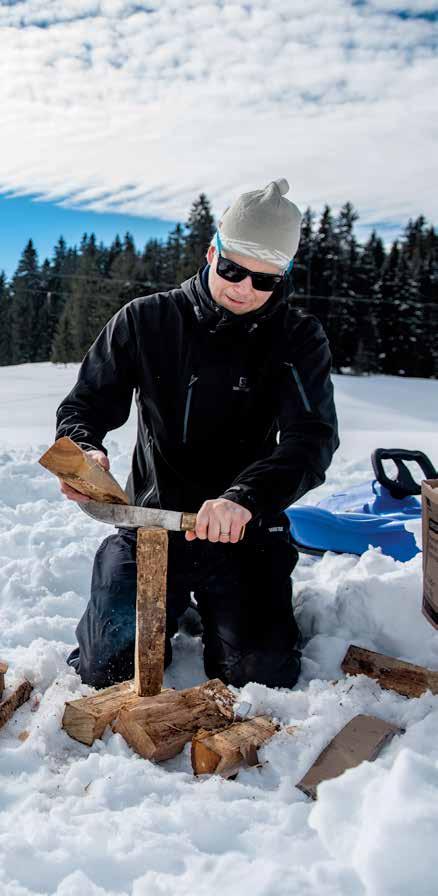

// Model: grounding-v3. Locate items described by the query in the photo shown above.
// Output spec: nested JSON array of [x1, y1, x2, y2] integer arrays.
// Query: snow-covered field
[[0, 362, 437, 896]]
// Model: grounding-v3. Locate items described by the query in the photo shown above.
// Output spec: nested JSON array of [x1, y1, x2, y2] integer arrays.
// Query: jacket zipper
[[282, 362, 312, 413], [183, 375, 198, 444], [137, 437, 155, 505]]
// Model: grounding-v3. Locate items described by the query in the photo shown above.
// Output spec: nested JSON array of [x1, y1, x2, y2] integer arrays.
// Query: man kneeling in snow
[[56, 178, 339, 690]]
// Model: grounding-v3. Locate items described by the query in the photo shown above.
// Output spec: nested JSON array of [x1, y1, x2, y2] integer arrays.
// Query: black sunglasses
[[216, 253, 285, 292]]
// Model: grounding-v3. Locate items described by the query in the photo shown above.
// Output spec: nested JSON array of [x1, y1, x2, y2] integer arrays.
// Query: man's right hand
[[59, 449, 110, 503]]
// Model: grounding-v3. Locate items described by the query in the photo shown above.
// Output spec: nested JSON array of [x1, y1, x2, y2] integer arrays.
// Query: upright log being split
[[135, 528, 168, 697]]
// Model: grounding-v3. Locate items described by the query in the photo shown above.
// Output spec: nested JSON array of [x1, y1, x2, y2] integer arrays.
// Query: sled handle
[[371, 448, 437, 499]]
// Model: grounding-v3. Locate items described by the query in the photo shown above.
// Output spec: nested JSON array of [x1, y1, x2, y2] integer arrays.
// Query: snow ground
[[0, 362, 437, 896]]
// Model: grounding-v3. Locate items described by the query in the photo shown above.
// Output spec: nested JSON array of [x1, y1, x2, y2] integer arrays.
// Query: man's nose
[[234, 275, 253, 294]]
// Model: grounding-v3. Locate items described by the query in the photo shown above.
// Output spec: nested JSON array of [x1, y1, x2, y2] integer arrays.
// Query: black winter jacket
[[56, 269, 340, 518]]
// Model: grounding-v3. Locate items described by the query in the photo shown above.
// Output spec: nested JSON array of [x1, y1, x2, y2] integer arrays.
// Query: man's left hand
[[185, 498, 252, 544]]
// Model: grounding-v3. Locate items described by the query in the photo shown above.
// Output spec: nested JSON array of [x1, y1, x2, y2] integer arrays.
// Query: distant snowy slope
[[0, 362, 437, 896], [0, 362, 437, 461]]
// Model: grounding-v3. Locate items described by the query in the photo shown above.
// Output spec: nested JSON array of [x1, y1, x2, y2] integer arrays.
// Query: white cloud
[[0, 0, 436, 231]]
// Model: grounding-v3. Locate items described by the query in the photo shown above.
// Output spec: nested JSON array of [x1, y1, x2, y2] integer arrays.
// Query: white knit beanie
[[216, 178, 302, 269]]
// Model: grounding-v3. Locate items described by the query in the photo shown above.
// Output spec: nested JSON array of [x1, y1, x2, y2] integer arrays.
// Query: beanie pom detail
[[273, 178, 289, 196]]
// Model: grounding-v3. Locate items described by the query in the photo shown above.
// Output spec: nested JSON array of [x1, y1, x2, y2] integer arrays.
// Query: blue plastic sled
[[286, 449, 436, 563]]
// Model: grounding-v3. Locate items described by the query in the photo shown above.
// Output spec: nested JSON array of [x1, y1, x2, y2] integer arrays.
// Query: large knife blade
[[80, 501, 197, 531]]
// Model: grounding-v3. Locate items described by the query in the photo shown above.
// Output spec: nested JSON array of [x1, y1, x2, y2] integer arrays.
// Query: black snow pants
[[67, 513, 301, 690]]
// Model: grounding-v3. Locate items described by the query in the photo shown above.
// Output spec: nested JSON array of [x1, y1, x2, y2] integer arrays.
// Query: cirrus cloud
[[0, 0, 437, 234]]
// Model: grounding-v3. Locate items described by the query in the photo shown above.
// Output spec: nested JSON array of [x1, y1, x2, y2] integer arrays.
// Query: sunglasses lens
[[217, 256, 245, 282], [217, 254, 283, 291], [252, 274, 281, 291]]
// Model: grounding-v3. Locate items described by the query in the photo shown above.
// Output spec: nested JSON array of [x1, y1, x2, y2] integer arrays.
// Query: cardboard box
[[422, 479, 438, 629]]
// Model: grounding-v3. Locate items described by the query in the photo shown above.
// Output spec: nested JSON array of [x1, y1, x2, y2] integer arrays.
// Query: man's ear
[[206, 244, 216, 265]]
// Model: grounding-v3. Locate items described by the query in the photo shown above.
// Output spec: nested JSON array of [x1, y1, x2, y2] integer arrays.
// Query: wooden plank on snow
[[296, 713, 402, 800]]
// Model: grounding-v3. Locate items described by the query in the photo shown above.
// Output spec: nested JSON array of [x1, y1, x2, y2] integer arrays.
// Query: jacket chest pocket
[[182, 367, 255, 447]]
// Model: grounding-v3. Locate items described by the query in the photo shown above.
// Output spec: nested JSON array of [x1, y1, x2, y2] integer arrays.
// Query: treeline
[[0, 193, 437, 378]]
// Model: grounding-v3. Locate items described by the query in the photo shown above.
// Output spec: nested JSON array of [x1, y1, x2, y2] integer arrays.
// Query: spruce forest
[[1, 194, 437, 377]]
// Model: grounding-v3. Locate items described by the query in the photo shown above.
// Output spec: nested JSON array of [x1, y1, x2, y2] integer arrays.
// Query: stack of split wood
[[63, 639, 438, 793], [0, 661, 32, 733]]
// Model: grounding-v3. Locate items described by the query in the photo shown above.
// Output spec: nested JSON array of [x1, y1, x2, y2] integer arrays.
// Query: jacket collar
[[181, 265, 288, 335]]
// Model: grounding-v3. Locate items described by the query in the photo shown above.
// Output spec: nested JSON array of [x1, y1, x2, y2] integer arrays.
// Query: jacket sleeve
[[220, 319, 340, 517], [55, 303, 138, 455]]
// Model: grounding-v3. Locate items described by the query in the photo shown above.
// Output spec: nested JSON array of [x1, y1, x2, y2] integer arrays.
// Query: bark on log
[[113, 679, 235, 761], [297, 714, 402, 800], [341, 644, 438, 698], [191, 716, 279, 777], [0, 680, 32, 731], [0, 661, 8, 700], [135, 528, 167, 697], [38, 437, 128, 504], [62, 680, 138, 745]]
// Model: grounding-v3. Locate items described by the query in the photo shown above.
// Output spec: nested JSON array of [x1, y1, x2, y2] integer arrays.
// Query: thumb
[[97, 453, 110, 471], [87, 450, 110, 471]]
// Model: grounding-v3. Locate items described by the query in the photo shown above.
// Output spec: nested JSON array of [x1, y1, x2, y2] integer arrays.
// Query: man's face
[[206, 245, 283, 316]]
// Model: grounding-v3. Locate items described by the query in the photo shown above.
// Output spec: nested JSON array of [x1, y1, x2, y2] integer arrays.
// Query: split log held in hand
[[38, 437, 128, 504]]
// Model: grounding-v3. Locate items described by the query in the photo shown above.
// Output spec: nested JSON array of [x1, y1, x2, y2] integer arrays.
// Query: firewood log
[[38, 437, 128, 504], [191, 716, 279, 776], [0, 661, 8, 699], [135, 528, 167, 697], [62, 680, 138, 745], [341, 644, 438, 698], [297, 714, 402, 800], [0, 681, 32, 730], [113, 679, 235, 761]]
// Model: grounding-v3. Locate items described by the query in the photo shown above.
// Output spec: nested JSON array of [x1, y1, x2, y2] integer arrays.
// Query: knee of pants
[[204, 645, 301, 690]]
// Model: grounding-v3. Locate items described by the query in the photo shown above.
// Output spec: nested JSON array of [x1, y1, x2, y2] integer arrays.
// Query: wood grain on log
[[297, 714, 402, 800], [135, 528, 167, 697], [113, 679, 235, 761], [341, 644, 438, 698], [38, 437, 128, 504], [0, 680, 32, 731], [0, 661, 8, 699], [62, 680, 138, 745], [191, 716, 279, 777]]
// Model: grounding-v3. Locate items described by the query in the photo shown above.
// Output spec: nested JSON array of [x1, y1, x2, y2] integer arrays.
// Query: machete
[[80, 501, 246, 539], [80, 501, 197, 531]]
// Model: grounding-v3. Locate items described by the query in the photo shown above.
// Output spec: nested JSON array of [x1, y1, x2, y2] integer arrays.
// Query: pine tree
[[162, 224, 185, 286], [142, 238, 166, 289], [9, 240, 43, 364], [0, 272, 11, 366], [51, 306, 76, 364], [293, 207, 315, 299], [180, 193, 215, 279]]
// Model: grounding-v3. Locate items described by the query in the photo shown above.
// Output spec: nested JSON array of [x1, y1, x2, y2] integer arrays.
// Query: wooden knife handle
[[181, 513, 245, 540], [181, 512, 197, 531]]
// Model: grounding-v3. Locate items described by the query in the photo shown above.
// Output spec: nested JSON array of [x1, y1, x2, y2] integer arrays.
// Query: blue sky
[[0, 194, 175, 279], [0, 0, 436, 280]]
